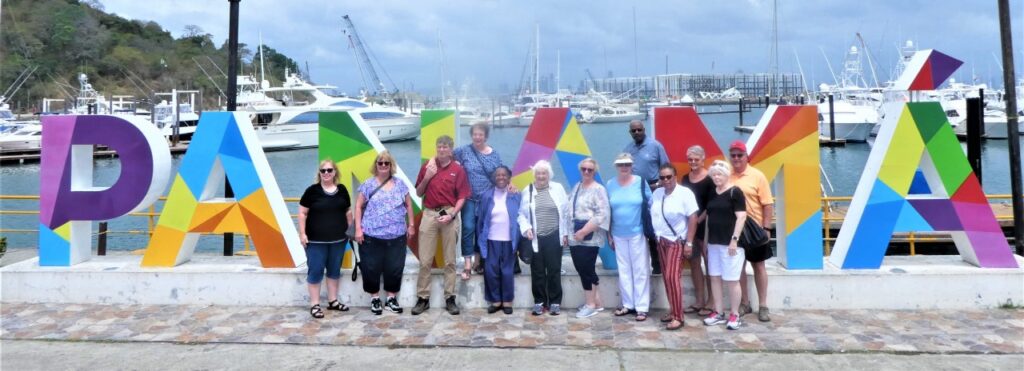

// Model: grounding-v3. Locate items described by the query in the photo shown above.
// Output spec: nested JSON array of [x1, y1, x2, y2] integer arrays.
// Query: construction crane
[[584, 69, 599, 91], [342, 15, 389, 98]]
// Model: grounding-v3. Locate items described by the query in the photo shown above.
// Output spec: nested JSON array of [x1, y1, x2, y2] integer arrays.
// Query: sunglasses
[[319, 168, 335, 174], [629, 128, 644, 133], [615, 163, 632, 167], [659, 175, 674, 181], [729, 153, 746, 158], [377, 161, 391, 167], [580, 167, 595, 173]]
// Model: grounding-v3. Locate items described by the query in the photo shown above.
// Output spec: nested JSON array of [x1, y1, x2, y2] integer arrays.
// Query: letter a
[[831, 102, 1017, 269], [142, 112, 304, 267]]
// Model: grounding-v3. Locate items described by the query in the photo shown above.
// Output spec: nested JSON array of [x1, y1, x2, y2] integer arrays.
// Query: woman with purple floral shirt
[[354, 150, 416, 315]]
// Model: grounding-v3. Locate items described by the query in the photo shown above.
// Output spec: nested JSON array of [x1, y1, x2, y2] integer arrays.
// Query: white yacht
[[0, 123, 42, 153], [240, 72, 419, 150], [583, 105, 645, 123], [816, 46, 881, 142]]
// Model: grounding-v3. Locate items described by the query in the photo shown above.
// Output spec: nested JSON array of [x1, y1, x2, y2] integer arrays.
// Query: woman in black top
[[679, 145, 715, 316], [701, 160, 748, 330], [298, 159, 352, 318]]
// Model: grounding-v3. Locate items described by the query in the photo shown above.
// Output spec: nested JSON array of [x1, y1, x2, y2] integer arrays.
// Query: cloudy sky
[[100, 0, 1023, 96]]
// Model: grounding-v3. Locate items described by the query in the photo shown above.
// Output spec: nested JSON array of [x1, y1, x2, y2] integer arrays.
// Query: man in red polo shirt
[[412, 135, 471, 315]]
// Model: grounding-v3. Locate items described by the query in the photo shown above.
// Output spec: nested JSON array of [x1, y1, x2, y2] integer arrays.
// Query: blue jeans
[[461, 199, 478, 257], [306, 241, 344, 284]]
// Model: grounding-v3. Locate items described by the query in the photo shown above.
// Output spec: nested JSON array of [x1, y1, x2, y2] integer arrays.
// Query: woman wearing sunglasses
[[298, 158, 353, 318], [650, 163, 699, 330], [566, 158, 611, 318], [354, 150, 416, 315]]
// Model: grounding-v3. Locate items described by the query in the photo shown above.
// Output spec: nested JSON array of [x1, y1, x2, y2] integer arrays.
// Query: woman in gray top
[[566, 157, 611, 318]]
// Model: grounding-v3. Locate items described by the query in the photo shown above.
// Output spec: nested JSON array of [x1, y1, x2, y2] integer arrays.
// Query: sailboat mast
[[534, 24, 540, 94], [556, 50, 561, 92], [259, 32, 267, 85]]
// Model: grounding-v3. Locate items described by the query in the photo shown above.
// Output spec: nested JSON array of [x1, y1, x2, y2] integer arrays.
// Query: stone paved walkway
[[2, 303, 1022, 354]]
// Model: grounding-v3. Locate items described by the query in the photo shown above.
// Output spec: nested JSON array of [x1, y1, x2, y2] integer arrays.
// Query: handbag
[[348, 239, 361, 282], [571, 185, 595, 241], [639, 179, 656, 241], [517, 184, 535, 264], [732, 188, 770, 248]]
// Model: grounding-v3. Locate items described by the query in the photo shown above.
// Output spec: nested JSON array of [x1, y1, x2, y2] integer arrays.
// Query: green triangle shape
[[908, 102, 948, 143], [925, 122, 972, 193], [319, 112, 373, 161]]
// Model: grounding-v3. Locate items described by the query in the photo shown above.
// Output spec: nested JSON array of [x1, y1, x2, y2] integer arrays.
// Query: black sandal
[[327, 299, 349, 311], [310, 304, 324, 318]]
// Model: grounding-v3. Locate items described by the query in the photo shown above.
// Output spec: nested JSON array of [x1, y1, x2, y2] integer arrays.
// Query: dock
[[0, 143, 190, 165]]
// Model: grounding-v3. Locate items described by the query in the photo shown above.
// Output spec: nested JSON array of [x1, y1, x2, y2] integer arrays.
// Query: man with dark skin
[[623, 119, 670, 274]]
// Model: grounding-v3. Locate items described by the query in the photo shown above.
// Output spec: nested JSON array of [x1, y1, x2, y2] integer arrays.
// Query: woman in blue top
[[476, 166, 521, 314], [607, 153, 653, 321], [453, 123, 505, 277]]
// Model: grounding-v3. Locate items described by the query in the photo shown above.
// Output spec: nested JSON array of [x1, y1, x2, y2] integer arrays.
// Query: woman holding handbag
[[354, 151, 415, 315], [518, 160, 570, 316], [649, 163, 699, 330], [566, 158, 611, 319], [702, 160, 748, 331], [606, 153, 654, 322]]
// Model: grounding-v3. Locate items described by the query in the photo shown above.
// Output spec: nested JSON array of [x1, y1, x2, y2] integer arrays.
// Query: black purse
[[572, 185, 594, 241], [517, 184, 535, 264], [639, 180, 656, 241], [732, 188, 769, 248]]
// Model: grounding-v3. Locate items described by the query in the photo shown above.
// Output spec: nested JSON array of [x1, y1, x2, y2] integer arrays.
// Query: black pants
[[648, 236, 661, 273], [570, 245, 600, 290], [360, 235, 407, 294], [531, 233, 563, 306]]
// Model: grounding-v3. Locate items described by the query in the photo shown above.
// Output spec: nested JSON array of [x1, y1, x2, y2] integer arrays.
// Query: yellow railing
[[1, 194, 1018, 255]]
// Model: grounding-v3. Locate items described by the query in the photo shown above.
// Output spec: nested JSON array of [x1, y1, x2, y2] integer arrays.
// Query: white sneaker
[[703, 312, 726, 326], [575, 305, 599, 318], [726, 313, 741, 330]]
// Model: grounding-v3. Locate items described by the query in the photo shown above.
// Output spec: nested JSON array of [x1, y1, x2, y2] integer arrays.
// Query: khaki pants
[[416, 207, 460, 298]]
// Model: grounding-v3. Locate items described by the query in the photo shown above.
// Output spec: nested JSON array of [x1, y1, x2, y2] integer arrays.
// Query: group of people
[[299, 120, 776, 331]]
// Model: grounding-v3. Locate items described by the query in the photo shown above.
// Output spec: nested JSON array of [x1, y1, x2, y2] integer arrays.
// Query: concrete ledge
[[1, 254, 1021, 309]]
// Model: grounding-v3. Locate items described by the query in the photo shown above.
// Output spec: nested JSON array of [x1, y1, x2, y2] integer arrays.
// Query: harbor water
[[1, 107, 1021, 251]]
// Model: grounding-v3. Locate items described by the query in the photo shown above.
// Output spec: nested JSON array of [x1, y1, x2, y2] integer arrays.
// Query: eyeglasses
[[580, 167, 595, 173], [319, 168, 335, 174], [659, 175, 674, 181], [377, 161, 391, 167], [629, 128, 644, 133], [729, 153, 745, 159]]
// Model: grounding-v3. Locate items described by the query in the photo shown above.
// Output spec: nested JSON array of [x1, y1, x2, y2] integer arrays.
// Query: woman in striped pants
[[649, 164, 700, 330]]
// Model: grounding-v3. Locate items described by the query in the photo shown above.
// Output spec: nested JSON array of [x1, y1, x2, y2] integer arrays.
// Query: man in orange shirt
[[728, 140, 774, 322]]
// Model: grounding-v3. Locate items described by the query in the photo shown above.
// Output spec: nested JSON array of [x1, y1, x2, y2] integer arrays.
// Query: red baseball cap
[[729, 140, 747, 153]]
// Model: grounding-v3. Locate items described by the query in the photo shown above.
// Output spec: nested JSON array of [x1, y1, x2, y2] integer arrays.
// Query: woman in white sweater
[[518, 160, 571, 316]]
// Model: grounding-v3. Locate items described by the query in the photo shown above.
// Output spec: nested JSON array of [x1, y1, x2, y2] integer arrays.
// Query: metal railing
[[1, 194, 1018, 255]]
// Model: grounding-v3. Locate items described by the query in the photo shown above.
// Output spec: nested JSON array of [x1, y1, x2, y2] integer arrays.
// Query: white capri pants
[[707, 243, 745, 282]]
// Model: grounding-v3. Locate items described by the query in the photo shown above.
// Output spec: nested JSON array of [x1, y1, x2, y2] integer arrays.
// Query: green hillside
[[0, 0, 300, 112]]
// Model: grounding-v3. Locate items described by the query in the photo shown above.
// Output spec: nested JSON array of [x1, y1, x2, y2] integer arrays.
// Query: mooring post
[[828, 94, 836, 142]]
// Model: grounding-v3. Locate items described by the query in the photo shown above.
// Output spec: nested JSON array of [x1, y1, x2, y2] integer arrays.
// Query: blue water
[[2, 107, 1020, 250]]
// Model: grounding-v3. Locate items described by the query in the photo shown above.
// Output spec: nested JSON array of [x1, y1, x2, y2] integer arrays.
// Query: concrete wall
[[1, 254, 1021, 309]]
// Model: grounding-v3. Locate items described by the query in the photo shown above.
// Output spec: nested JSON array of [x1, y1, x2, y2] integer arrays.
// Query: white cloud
[[95, 0, 1021, 94]]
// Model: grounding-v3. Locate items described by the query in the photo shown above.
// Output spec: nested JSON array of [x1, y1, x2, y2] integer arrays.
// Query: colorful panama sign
[[35, 50, 1018, 269]]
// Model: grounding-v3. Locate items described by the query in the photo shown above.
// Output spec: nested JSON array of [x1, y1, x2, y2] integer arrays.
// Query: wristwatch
[[731, 235, 739, 241], [685, 241, 693, 248]]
